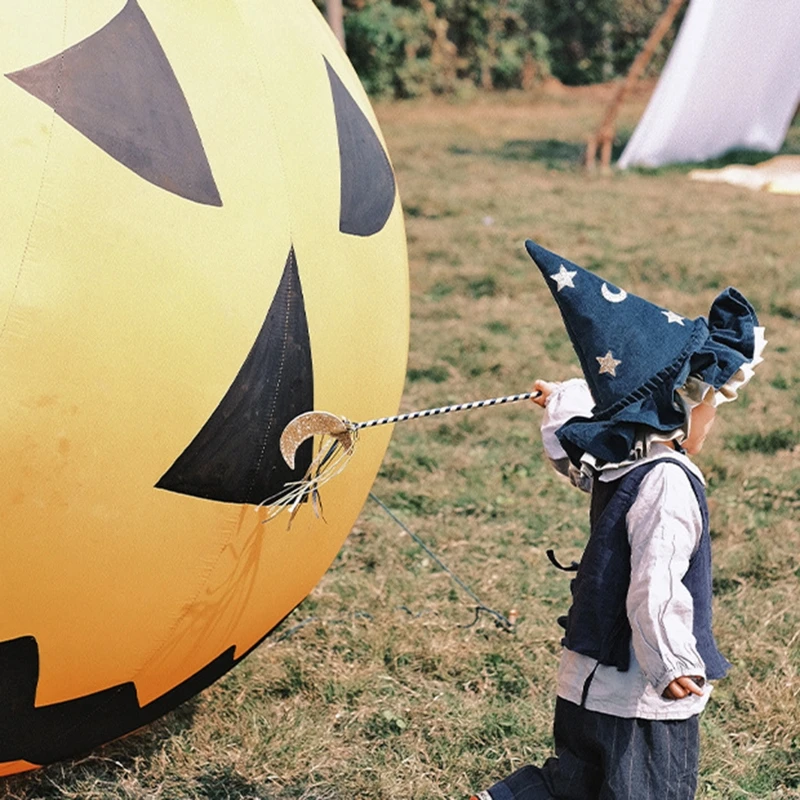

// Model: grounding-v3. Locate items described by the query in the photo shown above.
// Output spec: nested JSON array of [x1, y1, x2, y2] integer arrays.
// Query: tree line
[[317, 0, 681, 97]]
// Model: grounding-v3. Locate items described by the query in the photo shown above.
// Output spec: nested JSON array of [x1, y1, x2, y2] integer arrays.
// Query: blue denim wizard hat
[[525, 240, 760, 466]]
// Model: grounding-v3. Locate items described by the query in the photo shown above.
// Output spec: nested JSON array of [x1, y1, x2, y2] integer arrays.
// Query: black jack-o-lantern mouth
[[1, 0, 406, 774]]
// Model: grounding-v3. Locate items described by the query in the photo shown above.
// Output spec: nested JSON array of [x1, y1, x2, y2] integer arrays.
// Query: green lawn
[[6, 88, 799, 800]]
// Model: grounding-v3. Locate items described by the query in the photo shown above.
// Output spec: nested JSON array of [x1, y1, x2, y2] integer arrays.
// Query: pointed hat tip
[[524, 238, 541, 260], [524, 239, 567, 281], [524, 238, 557, 263]]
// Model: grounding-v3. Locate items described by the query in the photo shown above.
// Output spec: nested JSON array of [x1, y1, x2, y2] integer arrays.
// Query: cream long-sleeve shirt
[[541, 379, 713, 720]]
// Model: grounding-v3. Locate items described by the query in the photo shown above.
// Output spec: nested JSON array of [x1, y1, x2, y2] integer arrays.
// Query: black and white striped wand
[[354, 390, 541, 430]]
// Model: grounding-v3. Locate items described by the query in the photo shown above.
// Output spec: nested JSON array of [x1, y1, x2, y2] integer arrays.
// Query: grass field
[[5, 86, 799, 799]]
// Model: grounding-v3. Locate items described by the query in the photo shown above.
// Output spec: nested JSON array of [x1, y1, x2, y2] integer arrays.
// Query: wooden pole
[[586, 0, 686, 172], [326, 0, 345, 51]]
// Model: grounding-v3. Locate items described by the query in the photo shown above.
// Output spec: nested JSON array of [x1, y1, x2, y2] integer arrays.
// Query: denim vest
[[561, 459, 731, 680]]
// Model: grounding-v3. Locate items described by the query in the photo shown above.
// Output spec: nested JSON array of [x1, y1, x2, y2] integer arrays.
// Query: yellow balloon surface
[[0, 0, 408, 775]]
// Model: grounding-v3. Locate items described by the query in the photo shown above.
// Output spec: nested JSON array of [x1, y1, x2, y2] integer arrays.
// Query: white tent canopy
[[618, 0, 800, 169]]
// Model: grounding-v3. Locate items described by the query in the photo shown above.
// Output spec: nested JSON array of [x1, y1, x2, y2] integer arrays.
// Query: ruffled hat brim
[[557, 288, 762, 467], [687, 287, 758, 390]]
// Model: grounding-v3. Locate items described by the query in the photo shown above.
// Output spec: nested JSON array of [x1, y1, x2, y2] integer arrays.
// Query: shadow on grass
[[449, 138, 591, 170], [194, 764, 271, 800], [449, 118, 800, 174], [629, 146, 800, 176], [618, 117, 800, 174], [494, 138, 588, 168], [1, 697, 200, 798]]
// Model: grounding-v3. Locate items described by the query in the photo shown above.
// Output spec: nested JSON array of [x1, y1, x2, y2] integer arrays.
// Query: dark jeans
[[484, 698, 699, 800]]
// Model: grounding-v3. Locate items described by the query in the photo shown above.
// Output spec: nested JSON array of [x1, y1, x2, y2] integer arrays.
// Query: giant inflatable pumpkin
[[0, 0, 408, 775]]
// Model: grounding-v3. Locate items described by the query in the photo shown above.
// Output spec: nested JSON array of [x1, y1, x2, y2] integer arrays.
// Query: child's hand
[[532, 379, 557, 407], [662, 676, 705, 700]]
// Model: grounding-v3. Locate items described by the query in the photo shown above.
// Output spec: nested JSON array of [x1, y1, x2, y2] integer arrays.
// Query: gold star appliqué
[[596, 351, 622, 376], [549, 264, 577, 292]]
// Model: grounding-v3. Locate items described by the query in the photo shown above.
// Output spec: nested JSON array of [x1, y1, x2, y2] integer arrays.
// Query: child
[[471, 240, 766, 800]]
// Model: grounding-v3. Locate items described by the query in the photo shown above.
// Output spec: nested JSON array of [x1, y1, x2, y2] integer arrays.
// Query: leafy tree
[[314, 0, 678, 97]]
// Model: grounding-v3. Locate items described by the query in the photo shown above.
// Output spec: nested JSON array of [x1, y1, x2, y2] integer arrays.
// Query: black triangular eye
[[325, 57, 396, 236], [156, 246, 314, 506], [5, 0, 221, 206]]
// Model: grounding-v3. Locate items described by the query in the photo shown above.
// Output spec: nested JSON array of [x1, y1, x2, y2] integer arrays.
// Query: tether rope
[[369, 492, 515, 632]]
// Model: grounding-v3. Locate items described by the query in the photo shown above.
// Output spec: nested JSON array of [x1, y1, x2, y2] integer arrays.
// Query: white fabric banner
[[618, 0, 800, 169]]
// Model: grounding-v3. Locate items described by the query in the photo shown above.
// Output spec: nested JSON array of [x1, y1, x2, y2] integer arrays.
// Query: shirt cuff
[[652, 661, 708, 697], [541, 378, 594, 461]]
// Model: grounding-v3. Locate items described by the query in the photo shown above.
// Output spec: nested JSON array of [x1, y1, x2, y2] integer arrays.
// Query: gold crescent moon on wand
[[279, 411, 355, 469]]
